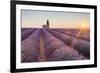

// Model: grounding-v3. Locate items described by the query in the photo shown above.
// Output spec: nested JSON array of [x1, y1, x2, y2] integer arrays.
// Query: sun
[[76, 24, 88, 37], [81, 24, 87, 29]]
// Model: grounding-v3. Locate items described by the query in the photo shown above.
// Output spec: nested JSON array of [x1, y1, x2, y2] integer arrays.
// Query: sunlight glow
[[81, 24, 87, 29]]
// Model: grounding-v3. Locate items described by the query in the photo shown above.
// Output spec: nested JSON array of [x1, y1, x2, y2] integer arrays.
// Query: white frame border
[[16, 4, 94, 69]]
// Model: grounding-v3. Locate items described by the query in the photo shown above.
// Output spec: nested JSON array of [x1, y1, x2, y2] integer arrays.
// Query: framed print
[[10, 0, 97, 72]]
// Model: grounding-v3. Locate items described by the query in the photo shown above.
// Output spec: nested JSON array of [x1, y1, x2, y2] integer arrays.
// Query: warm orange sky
[[21, 10, 90, 29]]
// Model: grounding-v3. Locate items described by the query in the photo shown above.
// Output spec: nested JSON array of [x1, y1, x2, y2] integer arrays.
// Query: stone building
[[42, 20, 50, 29]]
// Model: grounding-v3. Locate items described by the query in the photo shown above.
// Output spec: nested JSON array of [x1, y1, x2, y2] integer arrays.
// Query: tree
[[47, 20, 49, 26]]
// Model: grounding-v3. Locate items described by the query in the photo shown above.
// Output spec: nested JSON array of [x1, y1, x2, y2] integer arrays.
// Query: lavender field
[[21, 28, 90, 63]]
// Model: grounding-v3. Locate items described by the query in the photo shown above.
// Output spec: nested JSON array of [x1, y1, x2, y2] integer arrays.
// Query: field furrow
[[42, 29, 86, 61]]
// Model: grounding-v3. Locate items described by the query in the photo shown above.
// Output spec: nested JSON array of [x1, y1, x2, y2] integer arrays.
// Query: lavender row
[[21, 28, 36, 32], [42, 29, 86, 61], [46, 29, 90, 59], [52, 29, 90, 41], [21, 28, 36, 41], [42, 29, 65, 58], [46, 29, 74, 46], [72, 39, 90, 59], [21, 29, 41, 63], [52, 29, 78, 37]]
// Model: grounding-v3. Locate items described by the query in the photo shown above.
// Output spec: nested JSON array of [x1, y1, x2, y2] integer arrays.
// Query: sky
[[21, 10, 90, 29]]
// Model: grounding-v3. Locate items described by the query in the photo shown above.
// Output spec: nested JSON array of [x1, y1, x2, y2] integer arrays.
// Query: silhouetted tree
[[47, 20, 49, 26]]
